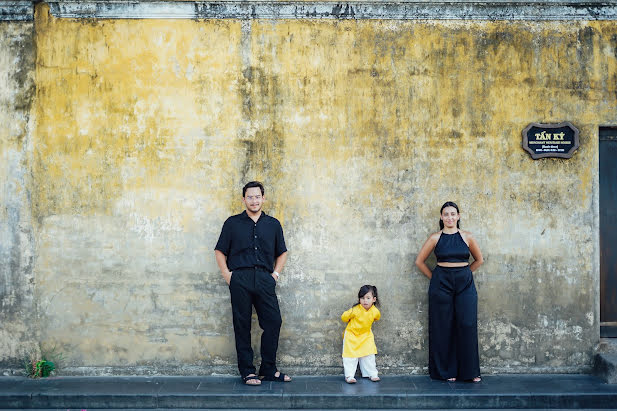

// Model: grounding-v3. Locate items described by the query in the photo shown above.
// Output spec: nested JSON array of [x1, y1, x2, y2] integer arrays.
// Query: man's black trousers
[[229, 267, 282, 378]]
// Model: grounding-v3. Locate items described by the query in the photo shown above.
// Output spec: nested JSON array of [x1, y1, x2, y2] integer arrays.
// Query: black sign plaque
[[522, 122, 580, 159]]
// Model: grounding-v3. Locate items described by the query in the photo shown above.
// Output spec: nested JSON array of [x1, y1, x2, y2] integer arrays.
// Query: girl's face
[[441, 206, 460, 229], [359, 291, 377, 310]]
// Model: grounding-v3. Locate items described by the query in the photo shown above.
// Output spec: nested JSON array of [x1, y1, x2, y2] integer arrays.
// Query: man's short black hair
[[242, 181, 265, 197]]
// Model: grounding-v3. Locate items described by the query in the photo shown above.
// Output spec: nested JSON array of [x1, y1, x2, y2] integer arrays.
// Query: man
[[214, 181, 291, 385]]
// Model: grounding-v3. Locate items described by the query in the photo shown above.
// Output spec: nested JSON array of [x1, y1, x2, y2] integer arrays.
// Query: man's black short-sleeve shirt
[[215, 211, 287, 272]]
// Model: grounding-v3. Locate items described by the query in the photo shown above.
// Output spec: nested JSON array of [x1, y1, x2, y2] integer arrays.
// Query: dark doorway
[[600, 127, 617, 337]]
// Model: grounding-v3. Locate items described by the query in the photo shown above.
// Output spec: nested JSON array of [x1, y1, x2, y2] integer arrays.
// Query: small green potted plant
[[23, 345, 62, 378]]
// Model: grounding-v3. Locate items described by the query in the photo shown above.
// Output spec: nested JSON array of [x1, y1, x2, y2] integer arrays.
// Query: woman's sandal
[[370, 376, 380, 382], [345, 377, 357, 384], [260, 371, 292, 382], [242, 374, 261, 386], [472, 376, 482, 383], [447, 378, 456, 382]]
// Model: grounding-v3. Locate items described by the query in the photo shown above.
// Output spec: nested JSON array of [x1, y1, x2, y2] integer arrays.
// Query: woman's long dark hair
[[439, 201, 460, 230], [353, 284, 380, 308]]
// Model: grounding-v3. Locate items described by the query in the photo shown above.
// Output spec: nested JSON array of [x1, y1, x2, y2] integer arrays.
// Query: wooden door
[[600, 127, 617, 337]]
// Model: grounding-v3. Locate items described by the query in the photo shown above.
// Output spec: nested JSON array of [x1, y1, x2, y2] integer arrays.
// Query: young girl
[[340, 285, 381, 384]]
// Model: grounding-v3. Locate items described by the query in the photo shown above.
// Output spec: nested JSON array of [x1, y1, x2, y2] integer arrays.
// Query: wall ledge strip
[[0, 1, 33, 21], [45, 1, 617, 21]]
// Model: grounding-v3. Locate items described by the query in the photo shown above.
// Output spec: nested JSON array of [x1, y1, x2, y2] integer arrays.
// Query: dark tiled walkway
[[1, 374, 616, 409]]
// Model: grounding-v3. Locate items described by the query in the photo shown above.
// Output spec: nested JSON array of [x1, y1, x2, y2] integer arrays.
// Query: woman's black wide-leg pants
[[428, 265, 480, 380]]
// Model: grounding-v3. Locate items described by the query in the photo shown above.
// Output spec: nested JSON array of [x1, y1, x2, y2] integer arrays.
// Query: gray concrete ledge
[[46, 1, 617, 21], [1, 374, 617, 409], [0, 1, 33, 21]]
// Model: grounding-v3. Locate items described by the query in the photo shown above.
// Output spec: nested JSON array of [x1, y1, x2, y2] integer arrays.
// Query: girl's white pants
[[342, 354, 378, 379]]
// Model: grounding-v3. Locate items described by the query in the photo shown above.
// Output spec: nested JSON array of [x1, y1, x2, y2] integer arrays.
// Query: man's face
[[243, 187, 264, 214]]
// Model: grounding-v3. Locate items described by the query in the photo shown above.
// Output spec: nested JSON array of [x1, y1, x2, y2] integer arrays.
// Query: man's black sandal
[[260, 372, 291, 382], [242, 375, 261, 385]]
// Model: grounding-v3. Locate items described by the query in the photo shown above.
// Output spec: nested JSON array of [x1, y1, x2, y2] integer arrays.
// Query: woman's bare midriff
[[437, 262, 469, 267]]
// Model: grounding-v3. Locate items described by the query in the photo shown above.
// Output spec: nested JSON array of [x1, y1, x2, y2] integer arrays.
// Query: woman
[[415, 201, 484, 382]]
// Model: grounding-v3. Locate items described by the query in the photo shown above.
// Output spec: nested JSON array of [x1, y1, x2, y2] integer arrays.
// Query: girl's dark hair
[[439, 201, 460, 230], [354, 284, 380, 307]]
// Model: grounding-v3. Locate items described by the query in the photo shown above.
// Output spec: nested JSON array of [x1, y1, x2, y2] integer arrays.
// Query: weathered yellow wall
[[5, 2, 615, 374]]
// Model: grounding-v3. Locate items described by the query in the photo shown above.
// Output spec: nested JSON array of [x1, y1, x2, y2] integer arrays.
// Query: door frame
[[600, 126, 617, 338]]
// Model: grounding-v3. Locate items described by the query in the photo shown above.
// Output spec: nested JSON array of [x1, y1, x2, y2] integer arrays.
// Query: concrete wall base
[[594, 353, 617, 384], [2, 364, 594, 377]]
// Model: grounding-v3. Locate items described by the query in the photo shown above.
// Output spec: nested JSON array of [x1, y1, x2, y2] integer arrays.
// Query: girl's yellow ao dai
[[341, 305, 381, 358]]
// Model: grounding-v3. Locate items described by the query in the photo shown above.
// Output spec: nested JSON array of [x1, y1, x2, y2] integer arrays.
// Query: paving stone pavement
[[1, 374, 617, 409]]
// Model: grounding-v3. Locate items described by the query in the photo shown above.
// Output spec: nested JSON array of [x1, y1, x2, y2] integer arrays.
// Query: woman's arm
[[465, 232, 484, 272], [415, 233, 439, 279]]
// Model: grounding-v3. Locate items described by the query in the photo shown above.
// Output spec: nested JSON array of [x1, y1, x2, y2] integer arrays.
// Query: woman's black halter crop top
[[434, 231, 470, 263]]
